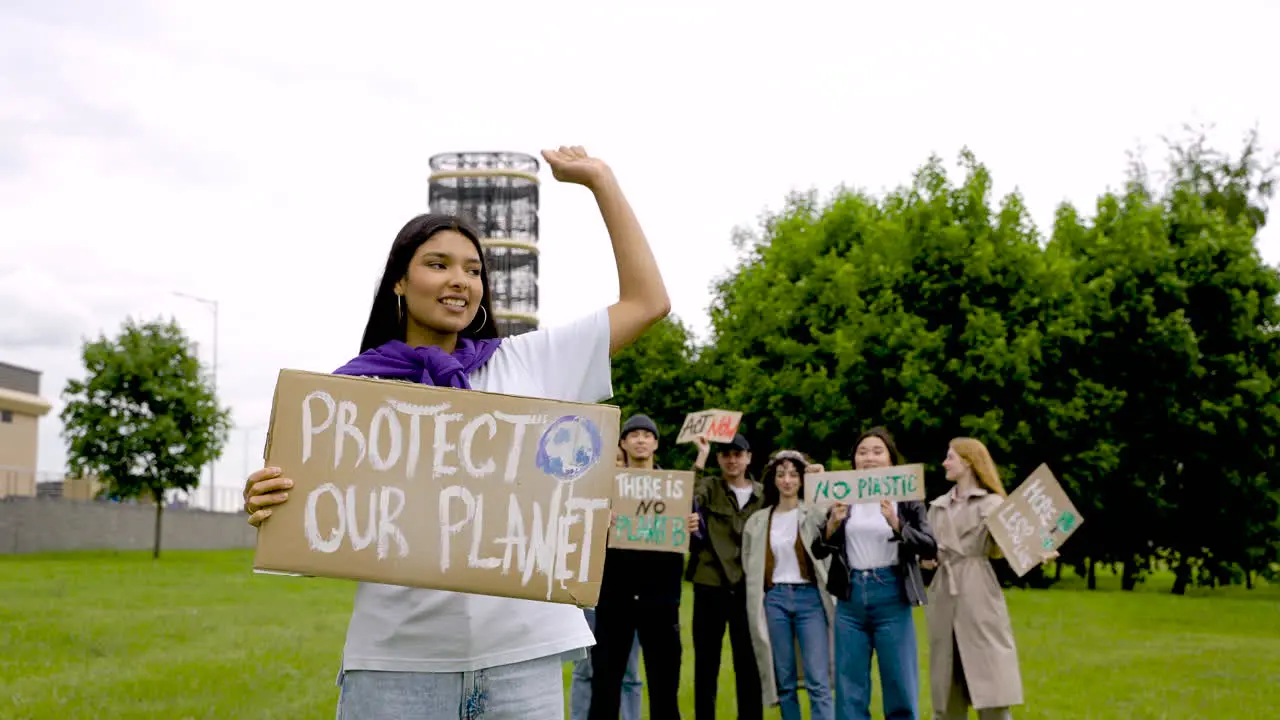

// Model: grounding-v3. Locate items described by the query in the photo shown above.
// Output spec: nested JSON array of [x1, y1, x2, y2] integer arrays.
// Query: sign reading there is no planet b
[[608, 469, 694, 554]]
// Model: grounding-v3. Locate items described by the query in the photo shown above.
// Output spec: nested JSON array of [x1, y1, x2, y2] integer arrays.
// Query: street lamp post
[[173, 291, 219, 510]]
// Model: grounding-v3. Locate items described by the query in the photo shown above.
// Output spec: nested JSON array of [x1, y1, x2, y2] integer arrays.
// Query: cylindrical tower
[[428, 151, 540, 337]]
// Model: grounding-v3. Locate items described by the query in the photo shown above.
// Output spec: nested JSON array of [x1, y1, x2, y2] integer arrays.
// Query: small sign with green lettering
[[986, 463, 1084, 577], [608, 469, 694, 554], [804, 464, 926, 505]]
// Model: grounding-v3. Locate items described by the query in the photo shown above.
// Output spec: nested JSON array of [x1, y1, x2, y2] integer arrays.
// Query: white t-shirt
[[844, 502, 899, 570], [338, 308, 612, 674], [731, 484, 753, 510], [769, 507, 804, 584]]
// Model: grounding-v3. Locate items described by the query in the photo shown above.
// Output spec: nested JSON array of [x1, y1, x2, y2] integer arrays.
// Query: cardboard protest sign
[[608, 469, 694, 554], [804, 464, 927, 506], [986, 463, 1084, 577], [252, 370, 619, 607], [676, 409, 743, 444]]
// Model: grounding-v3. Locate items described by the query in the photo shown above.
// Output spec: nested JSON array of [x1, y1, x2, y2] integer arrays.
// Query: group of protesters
[[575, 414, 1048, 720], [240, 145, 1047, 719]]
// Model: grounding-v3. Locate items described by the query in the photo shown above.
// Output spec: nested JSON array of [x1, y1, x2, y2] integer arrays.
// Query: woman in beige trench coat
[[922, 438, 1052, 720]]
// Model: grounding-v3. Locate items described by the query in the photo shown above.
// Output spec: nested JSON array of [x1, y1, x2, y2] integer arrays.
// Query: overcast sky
[[2, 0, 1277, 510]]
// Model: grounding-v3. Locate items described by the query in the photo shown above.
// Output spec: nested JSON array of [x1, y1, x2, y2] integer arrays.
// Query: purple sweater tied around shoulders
[[331, 338, 502, 389]]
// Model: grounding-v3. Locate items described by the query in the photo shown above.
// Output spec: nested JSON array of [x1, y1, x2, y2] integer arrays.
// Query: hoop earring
[[473, 305, 488, 331], [396, 294, 404, 323]]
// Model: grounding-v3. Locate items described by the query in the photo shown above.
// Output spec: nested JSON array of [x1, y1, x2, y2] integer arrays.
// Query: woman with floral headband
[[742, 449, 835, 720]]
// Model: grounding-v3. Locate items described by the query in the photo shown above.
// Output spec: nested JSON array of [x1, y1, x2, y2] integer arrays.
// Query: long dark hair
[[762, 450, 808, 508], [359, 213, 499, 353], [852, 426, 906, 465]]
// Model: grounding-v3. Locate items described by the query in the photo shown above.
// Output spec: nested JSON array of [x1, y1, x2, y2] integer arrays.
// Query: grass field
[[2, 550, 1278, 719]]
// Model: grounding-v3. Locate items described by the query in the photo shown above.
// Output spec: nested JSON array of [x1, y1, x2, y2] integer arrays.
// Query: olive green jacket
[[684, 466, 765, 587]]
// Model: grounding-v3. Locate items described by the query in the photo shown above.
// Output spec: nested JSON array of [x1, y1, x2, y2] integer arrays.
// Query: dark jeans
[[692, 583, 762, 720], [572, 608, 642, 720], [833, 567, 919, 720], [588, 596, 682, 720]]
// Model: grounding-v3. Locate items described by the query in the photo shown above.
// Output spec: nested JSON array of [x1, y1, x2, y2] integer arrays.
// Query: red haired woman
[[923, 438, 1054, 720]]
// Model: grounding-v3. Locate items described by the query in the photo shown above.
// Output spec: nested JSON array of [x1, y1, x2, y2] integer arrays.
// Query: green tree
[[1051, 127, 1280, 593], [644, 131, 1280, 594], [1151, 128, 1280, 593], [609, 314, 705, 470], [61, 317, 231, 558], [700, 154, 1098, 504], [1049, 178, 1193, 589]]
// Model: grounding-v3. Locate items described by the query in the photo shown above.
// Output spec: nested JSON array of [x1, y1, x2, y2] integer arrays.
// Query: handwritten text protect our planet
[[295, 389, 611, 600]]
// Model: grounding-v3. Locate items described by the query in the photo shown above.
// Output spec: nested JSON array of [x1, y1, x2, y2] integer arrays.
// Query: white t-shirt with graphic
[[338, 307, 612, 674]]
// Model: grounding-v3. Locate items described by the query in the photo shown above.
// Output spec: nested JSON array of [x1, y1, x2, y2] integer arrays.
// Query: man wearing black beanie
[[589, 413, 694, 720], [569, 426, 644, 720]]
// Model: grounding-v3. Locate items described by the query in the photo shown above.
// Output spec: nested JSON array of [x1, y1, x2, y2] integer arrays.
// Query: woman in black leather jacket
[[810, 427, 937, 720]]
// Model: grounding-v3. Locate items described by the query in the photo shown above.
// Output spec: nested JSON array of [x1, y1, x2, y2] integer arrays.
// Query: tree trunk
[[1245, 567, 1254, 590], [1086, 557, 1096, 590], [1054, 561, 1063, 582], [152, 488, 164, 559], [1171, 558, 1191, 595], [1121, 558, 1139, 591], [1217, 566, 1233, 588]]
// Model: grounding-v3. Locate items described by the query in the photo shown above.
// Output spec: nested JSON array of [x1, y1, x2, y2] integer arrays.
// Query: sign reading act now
[[676, 409, 742, 444], [251, 370, 620, 607]]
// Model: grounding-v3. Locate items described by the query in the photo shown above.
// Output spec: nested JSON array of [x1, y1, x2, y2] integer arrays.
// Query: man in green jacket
[[685, 433, 764, 720]]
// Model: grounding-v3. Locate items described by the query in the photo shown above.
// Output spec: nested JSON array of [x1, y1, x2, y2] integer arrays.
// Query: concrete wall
[[0, 497, 256, 554]]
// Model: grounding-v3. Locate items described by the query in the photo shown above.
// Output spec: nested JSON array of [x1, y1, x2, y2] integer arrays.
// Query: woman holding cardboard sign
[[922, 438, 1053, 720], [742, 449, 835, 720], [809, 427, 936, 720], [241, 145, 671, 720]]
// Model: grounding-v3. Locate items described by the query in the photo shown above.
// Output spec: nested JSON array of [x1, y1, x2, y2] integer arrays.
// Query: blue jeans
[[765, 584, 834, 720], [833, 567, 919, 720], [336, 654, 562, 719], [570, 607, 642, 720]]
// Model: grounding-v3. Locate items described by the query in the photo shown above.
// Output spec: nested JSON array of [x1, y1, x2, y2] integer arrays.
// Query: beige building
[[0, 362, 53, 498]]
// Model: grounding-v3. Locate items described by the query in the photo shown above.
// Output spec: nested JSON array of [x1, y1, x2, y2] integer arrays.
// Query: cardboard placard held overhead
[[986, 463, 1084, 577], [608, 469, 695, 554], [804, 464, 927, 506], [252, 369, 619, 607], [676, 409, 743, 444]]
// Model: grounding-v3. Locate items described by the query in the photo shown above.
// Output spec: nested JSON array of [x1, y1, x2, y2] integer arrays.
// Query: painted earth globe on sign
[[536, 415, 603, 482]]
